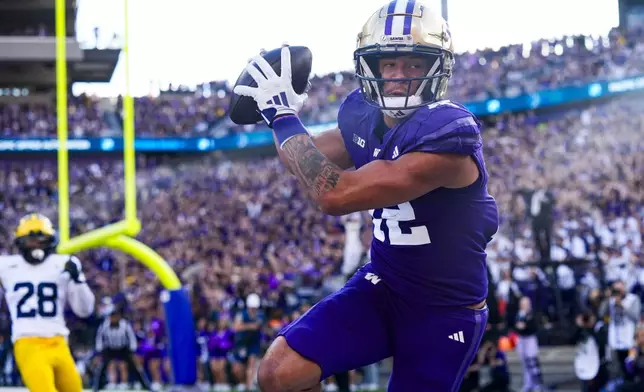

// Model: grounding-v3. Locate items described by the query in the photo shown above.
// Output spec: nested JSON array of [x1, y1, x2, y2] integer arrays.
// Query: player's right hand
[[233, 46, 308, 127]]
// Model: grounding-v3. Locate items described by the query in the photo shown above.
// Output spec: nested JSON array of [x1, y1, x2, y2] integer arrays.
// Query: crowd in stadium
[[3, 27, 644, 138], [0, 25, 643, 391]]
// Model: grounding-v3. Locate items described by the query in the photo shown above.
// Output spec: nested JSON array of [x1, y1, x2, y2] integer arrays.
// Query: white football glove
[[233, 46, 308, 127]]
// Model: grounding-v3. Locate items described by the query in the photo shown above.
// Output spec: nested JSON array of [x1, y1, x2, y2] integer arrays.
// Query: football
[[229, 46, 313, 125]]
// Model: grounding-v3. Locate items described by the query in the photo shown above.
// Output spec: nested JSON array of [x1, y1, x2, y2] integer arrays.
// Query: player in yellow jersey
[[0, 213, 96, 392]]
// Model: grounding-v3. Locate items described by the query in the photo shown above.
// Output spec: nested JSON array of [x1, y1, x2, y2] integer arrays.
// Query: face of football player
[[378, 55, 429, 97], [23, 235, 48, 250]]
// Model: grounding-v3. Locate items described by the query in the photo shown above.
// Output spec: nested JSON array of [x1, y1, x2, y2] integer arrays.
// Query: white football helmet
[[354, 0, 455, 119]]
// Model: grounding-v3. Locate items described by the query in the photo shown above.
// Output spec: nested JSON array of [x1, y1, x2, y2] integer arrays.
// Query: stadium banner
[[2, 74, 643, 153], [0, 133, 276, 152], [463, 74, 644, 115], [0, 125, 334, 152]]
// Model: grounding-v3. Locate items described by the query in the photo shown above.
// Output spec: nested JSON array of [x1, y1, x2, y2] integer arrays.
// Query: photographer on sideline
[[601, 281, 641, 382], [572, 311, 609, 392]]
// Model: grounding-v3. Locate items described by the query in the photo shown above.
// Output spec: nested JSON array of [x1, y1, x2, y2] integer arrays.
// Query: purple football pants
[[279, 263, 488, 392]]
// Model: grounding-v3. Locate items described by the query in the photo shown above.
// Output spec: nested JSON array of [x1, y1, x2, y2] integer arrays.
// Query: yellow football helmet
[[354, 0, 454, 118], [14, 213, 58, 264]]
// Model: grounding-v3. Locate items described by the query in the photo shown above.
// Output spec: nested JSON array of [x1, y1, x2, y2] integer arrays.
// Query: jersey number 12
[[370, 202, 431, 246], [14, 282, 58, 318]]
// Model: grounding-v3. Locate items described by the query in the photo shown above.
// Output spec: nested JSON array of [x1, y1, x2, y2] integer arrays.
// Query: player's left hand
[[64, 259, 85, 283], [233, 45, 308, 128]]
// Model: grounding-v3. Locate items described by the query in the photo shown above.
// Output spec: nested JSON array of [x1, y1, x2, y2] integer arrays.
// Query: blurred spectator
[[479, 340, 511, 392], [515, 296, 544, 391], [602, 281, 642, 382], [572, 310, 610, 392], [515, 183, 556, 262], [231, 293, 263, 390], [621, 326, 644, 391]]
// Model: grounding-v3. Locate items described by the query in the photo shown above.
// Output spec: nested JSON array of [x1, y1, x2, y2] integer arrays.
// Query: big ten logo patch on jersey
[[364, 272, 381, 285], [14, 282, 58, 318], [353, 133, 366, 148]]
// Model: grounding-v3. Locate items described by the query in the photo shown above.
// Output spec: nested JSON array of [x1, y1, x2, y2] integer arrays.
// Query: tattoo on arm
[[280, 134, 342, 198]]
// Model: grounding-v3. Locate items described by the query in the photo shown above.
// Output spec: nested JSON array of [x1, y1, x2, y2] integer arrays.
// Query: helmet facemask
[[355, 44, 453, 119], [14, 213, 58, 265], [15, 232, 57, 265]]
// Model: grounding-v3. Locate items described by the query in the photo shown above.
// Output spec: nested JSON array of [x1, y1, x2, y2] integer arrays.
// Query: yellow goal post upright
[[54, 0, 197, 387]]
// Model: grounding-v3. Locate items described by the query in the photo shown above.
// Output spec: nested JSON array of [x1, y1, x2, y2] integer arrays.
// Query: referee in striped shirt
[[93, 310, 150, 391]]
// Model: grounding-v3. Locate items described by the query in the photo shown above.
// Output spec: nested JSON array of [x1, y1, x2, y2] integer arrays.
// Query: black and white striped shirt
[[95, 318, 137, 352]]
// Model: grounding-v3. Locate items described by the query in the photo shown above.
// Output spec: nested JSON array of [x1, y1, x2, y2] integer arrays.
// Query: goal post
[[54, 0, 197, 387]]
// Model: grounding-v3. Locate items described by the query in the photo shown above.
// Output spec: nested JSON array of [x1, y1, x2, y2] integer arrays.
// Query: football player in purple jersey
[[234, 1, 499, 391]]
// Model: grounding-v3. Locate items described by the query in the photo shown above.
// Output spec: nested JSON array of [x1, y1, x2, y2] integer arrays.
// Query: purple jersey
[[208, 329, 234, 357], [149, 318, 164, 337], [338, 89, 499, 306], [149, 318, 166, 347], [135, 329, 153, 355]]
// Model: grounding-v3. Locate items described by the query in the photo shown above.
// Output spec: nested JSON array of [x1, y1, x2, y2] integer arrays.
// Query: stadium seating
[[3, 28, 644, 138]]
